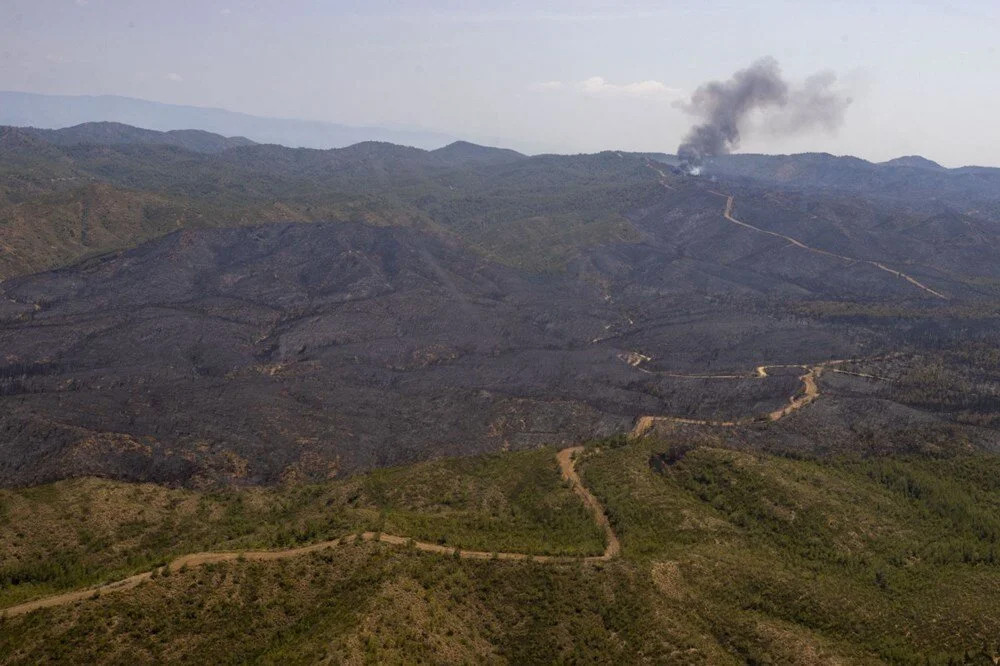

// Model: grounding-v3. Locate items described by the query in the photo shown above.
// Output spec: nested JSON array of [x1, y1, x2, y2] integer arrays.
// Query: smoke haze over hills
[[676, 58, 851, 171]]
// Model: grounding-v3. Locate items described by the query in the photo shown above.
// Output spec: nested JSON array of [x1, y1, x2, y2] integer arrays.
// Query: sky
[[2, 0, 999, 166]]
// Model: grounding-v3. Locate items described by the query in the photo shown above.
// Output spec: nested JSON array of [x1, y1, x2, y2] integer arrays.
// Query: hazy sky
[[2, 0, 999, 165]]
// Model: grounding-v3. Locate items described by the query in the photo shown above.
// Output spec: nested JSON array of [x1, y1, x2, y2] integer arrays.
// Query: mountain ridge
[[19, 121, 256, 154], [0, 90, 458, 150]]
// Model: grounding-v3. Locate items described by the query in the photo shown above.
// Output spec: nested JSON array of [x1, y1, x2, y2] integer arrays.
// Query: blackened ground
[[2, 168, 1000, 486]]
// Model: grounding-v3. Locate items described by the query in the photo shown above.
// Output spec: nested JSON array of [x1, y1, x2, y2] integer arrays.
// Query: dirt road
[[645, 160, 676, 190], [628, 358, 856, 437], [710, 191, 947, 299], [556, 446, 620, 559], [1, 447, 619, 618]]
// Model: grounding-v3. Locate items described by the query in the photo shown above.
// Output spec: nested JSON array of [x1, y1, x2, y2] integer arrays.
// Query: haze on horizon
[[2, 0, 998, 167]]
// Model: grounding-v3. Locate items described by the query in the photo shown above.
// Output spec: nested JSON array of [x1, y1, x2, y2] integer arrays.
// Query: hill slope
[[0, 129, 650, 280], [4, 442, 1000, 662], [4, 130, 1000, 485]]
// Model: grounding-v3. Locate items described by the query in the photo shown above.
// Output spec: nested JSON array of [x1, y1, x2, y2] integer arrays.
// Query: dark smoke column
[[676, 57, 850, 173]]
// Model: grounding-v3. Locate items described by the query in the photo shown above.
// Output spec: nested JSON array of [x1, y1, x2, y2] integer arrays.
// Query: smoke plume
[[676, 57, 851, 172]]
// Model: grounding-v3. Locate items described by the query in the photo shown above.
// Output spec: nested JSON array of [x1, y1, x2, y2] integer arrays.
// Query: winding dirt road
[[1, 447, 617, 618], [3, 349, 863, 617], [710, 191, 947, 300], [640, 162, 945, 299], [629, 358, 852, 437], [622, 176, 913, 435], [4, 178, 919, 619]]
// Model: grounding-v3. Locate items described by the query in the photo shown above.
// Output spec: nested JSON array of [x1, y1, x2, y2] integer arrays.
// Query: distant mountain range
[[0, 90, 458, 150], [17, 122, 257, 154]]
